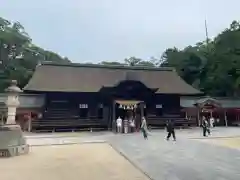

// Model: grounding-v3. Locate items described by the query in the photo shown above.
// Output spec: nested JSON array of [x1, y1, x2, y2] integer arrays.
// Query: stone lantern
[[4, 80, 22, 125], [0, 80, 29, 158]]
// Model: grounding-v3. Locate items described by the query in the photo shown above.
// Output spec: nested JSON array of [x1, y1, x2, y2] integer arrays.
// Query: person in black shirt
[[202, 118, 210, 137], [166, 120, 176, 141]]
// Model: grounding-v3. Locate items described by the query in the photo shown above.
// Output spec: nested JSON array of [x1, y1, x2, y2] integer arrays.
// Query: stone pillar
[[4, 80, 22, 125]]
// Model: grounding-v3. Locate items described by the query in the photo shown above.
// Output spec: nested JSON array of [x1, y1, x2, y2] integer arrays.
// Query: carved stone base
[[0, 124, 29, 158]]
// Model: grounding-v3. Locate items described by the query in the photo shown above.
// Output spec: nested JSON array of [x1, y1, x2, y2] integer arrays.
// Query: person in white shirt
[[129, 118, 136, 132], [210, 117, 214, 128], [116, 116, 122, 133]]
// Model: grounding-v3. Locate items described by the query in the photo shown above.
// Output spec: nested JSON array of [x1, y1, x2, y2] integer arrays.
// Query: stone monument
[[0, 80, 29, 157]]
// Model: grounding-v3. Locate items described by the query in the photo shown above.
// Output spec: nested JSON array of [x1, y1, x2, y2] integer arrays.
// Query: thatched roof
[[24, 62, 202, 95]]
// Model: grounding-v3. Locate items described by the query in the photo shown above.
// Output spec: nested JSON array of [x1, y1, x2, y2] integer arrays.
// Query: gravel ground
[[0, 143, 149, 180], [196, 137, 240, 150]]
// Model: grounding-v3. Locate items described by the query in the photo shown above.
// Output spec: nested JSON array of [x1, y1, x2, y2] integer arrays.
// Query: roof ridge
[[40, 61, 175, 71]]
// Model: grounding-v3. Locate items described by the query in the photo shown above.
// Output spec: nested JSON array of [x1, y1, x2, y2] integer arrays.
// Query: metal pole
[[205, 18, 209, 45]]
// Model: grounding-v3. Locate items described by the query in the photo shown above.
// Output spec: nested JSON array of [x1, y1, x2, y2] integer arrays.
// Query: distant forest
[[1, 16, 240, 97]]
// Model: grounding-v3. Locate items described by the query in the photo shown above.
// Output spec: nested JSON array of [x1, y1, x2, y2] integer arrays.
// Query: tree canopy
[[0, 17, 70, 91], [1, 16, 240, 97], [160, 21, 240, 97]]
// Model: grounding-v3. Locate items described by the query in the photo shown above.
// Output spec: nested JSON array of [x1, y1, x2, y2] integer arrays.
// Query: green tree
[[0, 17, 71, 91], [161, 20, 240, 97], [204, 21, 240, 96], [100, 57, 157, 67], [124, 57, 142, 66], [99, 61, 123, 66]]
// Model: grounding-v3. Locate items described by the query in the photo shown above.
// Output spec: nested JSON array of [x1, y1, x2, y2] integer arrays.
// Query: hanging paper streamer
[[116, 100, 143, 109]]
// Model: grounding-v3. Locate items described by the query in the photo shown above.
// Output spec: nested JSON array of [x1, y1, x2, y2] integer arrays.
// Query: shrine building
[[22, 62, 202, 131]]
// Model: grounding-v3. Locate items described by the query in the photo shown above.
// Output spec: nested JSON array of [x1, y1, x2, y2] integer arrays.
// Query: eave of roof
[[24, 62, 202, 95], [180, 96, 240, 108], [40, 61, 175, 72]]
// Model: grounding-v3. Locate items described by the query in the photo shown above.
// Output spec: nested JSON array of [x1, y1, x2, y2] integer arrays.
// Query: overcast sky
[[1, 0, 239, 63]]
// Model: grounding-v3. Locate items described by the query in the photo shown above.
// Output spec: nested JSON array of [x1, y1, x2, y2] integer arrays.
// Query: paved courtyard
[[2, 127, 240, 180], [110, 132, 240, 180]]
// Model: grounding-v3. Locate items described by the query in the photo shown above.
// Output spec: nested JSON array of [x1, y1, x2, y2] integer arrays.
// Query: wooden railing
[[43, 108, 80, 120], [31, 118, 109, 132], [147, 116, 196, 128]]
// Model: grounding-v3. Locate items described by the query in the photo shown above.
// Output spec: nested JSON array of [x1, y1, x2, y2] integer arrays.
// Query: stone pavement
[[25, 126, 240, 139], [150, 127, 240, 139], [24, 127, 240, 180], [109, 133, 240, 180]]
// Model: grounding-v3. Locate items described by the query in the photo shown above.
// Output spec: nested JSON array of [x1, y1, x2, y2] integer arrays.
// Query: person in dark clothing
[[166, 120, 176, 141], [202, 119, 207, 136], [202, 119, 210, 137]]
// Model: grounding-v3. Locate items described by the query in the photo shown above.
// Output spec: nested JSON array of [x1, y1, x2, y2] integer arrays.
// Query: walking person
[[207, 120, 211, 135], [202, 118, 210, 137], [166, 120, 176, 141], [141, 117, 148, 139], [206, 117, 211, 135], [116, 116, 122, 133]]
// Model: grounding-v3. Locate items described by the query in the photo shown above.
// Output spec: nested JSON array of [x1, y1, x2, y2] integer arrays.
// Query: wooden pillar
[[140, 102, 144, 118], [236, 112, 238, 123], [112, 101, 116, 132], [103, 106, 112, 130], [197, 109, 201, 126], [87, 103, 91, 120], [224, 109, 228, 127], [1, 113, 3, 125], [27, 112, 32, 132]]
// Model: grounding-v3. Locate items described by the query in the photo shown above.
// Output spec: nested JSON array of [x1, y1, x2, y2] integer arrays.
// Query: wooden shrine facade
[[22, 62, 201, 131]]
